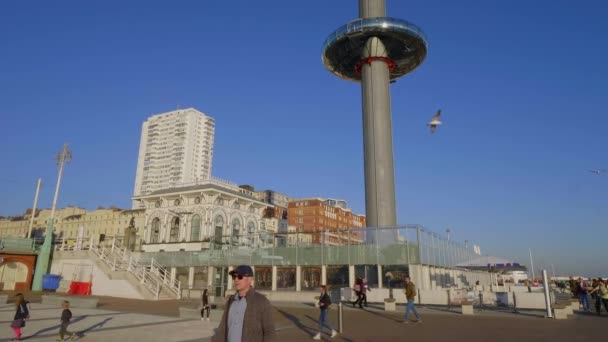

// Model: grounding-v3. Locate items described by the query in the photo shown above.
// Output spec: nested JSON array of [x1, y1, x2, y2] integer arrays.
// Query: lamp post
[[529, 248, 535, 281], [32, 144, 72, 291], [27, 178, 42, 239]]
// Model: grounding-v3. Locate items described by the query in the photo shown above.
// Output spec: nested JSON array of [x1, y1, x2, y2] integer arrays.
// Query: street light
[[32, 144, 72, 291]]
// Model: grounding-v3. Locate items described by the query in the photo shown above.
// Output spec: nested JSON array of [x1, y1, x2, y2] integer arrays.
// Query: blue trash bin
[[42, 274, 62, 291]]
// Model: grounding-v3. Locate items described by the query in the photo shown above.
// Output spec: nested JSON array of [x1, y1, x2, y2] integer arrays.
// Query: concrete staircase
[[90, 239, 180, 300]]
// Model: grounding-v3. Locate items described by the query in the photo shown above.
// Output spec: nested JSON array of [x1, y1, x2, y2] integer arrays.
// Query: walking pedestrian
[[590, 279, 601, 315], [403, 276, 421, 323], [590, 278, 608, 314], [58, 300, 76, 341], [212, 265, 276, 342], [10, 293, 29, 341], [353, 277, 363, 308], [201, 289, 211, 321], [313, 285, 337, 340], [576, 277, 590, 311], [362, 278, 370, 307]]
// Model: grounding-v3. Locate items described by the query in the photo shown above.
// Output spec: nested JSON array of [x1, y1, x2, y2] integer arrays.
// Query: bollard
[[542, 270, 554, 318], [338, 302, 343, 333]]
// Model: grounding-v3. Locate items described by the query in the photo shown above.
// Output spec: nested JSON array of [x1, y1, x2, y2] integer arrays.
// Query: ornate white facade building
[[134, 180, 276, 252], [132, 108, 215, 207]]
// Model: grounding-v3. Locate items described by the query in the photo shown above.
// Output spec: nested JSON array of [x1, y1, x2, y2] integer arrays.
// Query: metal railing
[[140, 225, 481, 268], [52, 236, 181, 300], [0, 237, 40, 252]]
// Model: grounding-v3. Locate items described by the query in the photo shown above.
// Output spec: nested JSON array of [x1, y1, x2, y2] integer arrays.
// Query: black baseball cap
[[229, 265, 254, 277]]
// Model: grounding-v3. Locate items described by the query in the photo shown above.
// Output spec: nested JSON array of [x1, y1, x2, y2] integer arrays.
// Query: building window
[[247, 221, 256, 234], [231, 218, 241, 246], [277, 267, 297, 290], [194, 197, 201, 204], [254, 267, 272, 289], [191, 215, 201, 241], [232, 202, 240, 210], [215, 197, 224, 206], [327, 265, 349, 288], [248, 206, 255, 213], [150, 218, 160, 243], [214, 215, 224, 248], [174, 199, 181, 206], [246, 221, 256, 246], [301, 266, 321, 291], [170, 217, 180, 242], [155, 200, 161, 208]]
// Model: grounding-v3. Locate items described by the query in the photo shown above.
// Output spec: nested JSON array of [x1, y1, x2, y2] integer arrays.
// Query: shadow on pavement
[[24, 315, 88, 340], [78, 316, 113, 336], [358, 307, 403, 323], [276, 308, 315, 337]]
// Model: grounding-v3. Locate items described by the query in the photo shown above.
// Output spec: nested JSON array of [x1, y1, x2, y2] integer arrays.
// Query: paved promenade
[[266, 303, 605, 342], [0, 303, 215, 342], [0, 293, 604, 341]]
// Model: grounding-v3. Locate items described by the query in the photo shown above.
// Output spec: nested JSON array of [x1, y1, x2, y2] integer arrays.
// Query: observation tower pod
[[322, 17, 428, 82]]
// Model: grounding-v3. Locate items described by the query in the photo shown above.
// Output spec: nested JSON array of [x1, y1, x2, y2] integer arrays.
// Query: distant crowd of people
[[568, 276, 608, 315]]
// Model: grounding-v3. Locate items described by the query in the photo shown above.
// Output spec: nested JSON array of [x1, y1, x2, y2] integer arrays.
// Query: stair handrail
[[90, 236, 180, 299], [148, 258, 181, 298]]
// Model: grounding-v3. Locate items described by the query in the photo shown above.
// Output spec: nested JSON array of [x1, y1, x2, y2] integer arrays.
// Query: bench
[[41, 295, 98, 309]]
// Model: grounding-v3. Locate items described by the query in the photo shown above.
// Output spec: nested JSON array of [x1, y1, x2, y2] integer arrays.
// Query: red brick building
[[287, 198, 365, 245]]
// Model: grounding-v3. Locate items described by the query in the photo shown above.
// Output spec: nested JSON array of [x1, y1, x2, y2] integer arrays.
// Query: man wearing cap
[[212, 265, 276, 342]]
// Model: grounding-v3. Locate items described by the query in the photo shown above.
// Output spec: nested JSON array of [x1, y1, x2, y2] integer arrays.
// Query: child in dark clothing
[[58, 301, 76, 341]]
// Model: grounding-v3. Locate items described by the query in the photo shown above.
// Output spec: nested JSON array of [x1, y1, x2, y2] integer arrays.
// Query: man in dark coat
[[212, 265, 276, 342]]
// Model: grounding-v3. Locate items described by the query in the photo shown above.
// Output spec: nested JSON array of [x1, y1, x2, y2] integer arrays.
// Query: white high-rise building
[[132, 108, 215, 208]]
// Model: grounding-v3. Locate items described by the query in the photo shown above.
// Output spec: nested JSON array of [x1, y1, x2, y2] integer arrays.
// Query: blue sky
[[0, 1, 606, 276]]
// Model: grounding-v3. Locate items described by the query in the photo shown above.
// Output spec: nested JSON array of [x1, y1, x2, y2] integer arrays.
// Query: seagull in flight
[[589, 169, 607, 175], [427, 109, 442, 133]]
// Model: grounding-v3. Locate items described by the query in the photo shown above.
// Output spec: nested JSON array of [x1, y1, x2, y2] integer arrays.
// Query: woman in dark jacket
[[313, 285, 337, 340], [10, 293, 29, 341], [201, 289, 210, 321]]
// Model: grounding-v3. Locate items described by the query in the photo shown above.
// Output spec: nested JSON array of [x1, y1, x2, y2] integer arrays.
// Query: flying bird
[[427, 110, 442, 133], [589, 169, 607, 175]]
